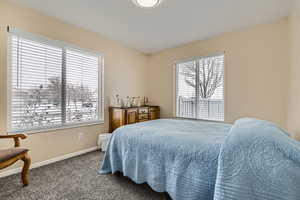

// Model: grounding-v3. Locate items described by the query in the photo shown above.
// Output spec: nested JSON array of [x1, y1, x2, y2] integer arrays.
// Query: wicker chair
[[0, 134, 31, 186]]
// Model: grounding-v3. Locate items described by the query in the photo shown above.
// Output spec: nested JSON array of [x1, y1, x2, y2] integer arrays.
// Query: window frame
[[7, 29, 104, 134], [174, 52, 225, 122]]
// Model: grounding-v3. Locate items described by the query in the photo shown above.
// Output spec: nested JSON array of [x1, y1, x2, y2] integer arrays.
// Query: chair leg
[[21, 153, 31, 187]]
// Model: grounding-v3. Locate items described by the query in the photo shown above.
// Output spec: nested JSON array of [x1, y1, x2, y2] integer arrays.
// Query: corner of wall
[[286, 0, 300, 139]]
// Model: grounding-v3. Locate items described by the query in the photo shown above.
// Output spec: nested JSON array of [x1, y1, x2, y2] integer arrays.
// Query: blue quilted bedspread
[[214, 118, 300, 200], [100, 118, 300, 200]]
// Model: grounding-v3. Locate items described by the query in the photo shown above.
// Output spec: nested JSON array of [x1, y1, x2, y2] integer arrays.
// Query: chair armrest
[[0, 134, 27, 139], [0, 134, 28, 147]]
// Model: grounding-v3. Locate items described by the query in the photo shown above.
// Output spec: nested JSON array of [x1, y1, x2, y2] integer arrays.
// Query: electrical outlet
[[78, 132, 84, 140]]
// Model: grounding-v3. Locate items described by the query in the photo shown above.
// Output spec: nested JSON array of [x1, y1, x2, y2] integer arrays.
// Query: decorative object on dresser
[[111, 95, 149, 108], [109, 106, 160, 132]]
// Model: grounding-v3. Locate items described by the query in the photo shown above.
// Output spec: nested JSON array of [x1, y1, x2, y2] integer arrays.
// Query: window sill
[[175, 117, 226, 124], [8, 120, 105, 135]]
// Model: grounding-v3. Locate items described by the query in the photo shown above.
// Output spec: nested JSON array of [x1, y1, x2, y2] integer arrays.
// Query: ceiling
[[9, 0, 291, 53]]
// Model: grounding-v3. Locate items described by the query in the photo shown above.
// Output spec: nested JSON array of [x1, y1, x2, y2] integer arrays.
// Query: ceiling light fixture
[[132, 0, 162, 8]]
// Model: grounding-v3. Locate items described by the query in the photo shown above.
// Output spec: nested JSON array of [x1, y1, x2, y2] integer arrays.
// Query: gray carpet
[[0, 151, 168, 200]]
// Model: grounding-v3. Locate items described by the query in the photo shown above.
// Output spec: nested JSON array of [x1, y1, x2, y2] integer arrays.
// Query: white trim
[[0, 146, 100, 178], [7, 30, 12, 133], [99, 56, 105, 122], [8, 120, 104, 135], [223, 53, 227, 122], [174, 51, 225, 65], [175, 117, 228, 124], [172, 63, 177, 117]]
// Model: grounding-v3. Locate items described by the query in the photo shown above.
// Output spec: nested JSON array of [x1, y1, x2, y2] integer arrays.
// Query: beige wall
[[287, 0, 300, 140], [0, 1, 148, 169], [147, 19, 290, 128]]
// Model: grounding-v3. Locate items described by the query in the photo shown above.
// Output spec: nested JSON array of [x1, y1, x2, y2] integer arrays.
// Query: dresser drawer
[[126, 109, 138, 124], [149, 107, 160, 120], [109, 106, 160, 132], [138, 108, 149, 114], [139, 113, 149, 121]]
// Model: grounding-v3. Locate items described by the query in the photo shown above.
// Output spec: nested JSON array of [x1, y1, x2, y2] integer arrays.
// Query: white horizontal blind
[[10, 35, 63, 131], [65, 49, 100, 124], [8, 30, 103, 133], [176, 54, 224, 121]]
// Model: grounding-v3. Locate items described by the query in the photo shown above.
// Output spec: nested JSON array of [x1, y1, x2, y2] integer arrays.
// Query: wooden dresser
[[109, 106, 160, 132]]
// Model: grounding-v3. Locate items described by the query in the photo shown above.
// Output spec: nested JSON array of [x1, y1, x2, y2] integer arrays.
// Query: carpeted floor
[[0, 151, 168, 200]]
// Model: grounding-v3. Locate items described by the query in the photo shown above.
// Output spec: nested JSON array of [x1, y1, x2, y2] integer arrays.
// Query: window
[[175, 53, 224, 121], [8, 29, 104, 133]]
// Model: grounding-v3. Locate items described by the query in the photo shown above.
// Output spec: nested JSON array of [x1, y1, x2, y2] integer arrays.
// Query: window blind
[[65, 49, 100, 124], [8, 30, 104, 133], [175, 54, 224, 121]]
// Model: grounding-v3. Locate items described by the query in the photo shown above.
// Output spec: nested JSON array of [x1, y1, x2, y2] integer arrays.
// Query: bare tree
[[47, 77, 61, 106], [14, 76, 97, 125], [78, 84, 93, 106], [181, 59, 223, 99], [67, 84, 80, 110], [23, 84, 44, 108]]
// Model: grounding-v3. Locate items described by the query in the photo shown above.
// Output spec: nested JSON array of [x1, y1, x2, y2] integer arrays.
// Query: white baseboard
[[0, 146, 100, 178]]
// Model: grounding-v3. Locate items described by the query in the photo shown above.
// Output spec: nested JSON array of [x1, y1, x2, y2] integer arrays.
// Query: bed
[[100, 118, 300, 200]]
